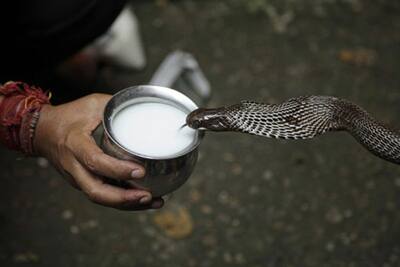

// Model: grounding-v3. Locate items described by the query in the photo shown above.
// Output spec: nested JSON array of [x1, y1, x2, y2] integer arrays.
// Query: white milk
[[111, 102, 197, 158]]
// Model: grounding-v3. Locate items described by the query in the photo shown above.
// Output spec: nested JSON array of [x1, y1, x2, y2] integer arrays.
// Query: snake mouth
[[186, 108, 206, 129], [180, 122, 207, 131], [189, 120, 201, 129]]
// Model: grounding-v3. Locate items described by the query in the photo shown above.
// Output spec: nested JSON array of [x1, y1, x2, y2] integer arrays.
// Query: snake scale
[[186, 96, 400, 164]]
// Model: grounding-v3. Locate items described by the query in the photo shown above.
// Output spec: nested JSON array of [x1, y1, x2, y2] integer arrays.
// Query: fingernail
[[139, 195, 152, 204], [131, 169, 145, 179]]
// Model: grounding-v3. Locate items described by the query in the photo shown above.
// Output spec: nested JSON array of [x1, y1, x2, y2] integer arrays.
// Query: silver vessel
[[101, 85, 203, 197]]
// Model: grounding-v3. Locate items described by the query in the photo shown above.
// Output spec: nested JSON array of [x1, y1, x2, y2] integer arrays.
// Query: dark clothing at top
[[1, 0, 127, 82]]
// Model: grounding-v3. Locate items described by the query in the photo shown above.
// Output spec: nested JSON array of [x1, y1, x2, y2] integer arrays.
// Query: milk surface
[[112, 102, 197, 158]]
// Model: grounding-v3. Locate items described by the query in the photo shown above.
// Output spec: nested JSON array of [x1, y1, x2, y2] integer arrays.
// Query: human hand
[[34, 93, 163, 210]]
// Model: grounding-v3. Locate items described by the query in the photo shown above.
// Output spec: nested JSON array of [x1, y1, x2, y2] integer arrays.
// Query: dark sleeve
[[1, 0, 127, 82]]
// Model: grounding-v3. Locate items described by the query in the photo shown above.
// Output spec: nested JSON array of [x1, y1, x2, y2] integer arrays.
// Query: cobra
[[186, 96, 400, 165]]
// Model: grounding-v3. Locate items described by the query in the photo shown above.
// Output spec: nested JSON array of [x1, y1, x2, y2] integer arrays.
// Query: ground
[[1, 0, 400, 266]]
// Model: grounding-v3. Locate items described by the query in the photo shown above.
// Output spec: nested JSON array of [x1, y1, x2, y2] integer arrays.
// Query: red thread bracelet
[[0, 81, 51, 155]]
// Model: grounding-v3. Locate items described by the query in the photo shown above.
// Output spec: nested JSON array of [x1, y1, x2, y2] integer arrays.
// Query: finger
[[120, 197, 164, 211], [73, 133, 145, 180], [69, 162, 154, 210], [149, 198, 164, 209]]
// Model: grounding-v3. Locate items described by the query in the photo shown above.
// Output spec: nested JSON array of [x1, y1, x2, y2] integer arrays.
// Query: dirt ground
[[1, 0, 400, 266]]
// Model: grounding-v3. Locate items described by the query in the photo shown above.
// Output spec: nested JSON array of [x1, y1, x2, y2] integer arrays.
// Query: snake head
[[186, 107, 230, 131]]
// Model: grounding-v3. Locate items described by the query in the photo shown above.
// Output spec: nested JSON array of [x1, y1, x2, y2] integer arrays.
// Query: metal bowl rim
[[102, 85, 203, 160]]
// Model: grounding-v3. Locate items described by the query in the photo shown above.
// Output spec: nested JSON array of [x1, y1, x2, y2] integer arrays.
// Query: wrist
[[33, 104, 54, 156], [0, 81, 51, 155]]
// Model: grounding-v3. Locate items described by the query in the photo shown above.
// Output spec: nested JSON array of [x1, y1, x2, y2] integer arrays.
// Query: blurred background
[[1, 0, 400, 266]]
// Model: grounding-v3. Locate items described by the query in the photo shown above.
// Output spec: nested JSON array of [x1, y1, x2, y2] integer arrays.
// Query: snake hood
[[186, 96, 400, 165]]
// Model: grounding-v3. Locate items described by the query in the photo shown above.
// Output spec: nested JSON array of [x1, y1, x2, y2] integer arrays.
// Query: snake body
[[186, 96, 400, 164]]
